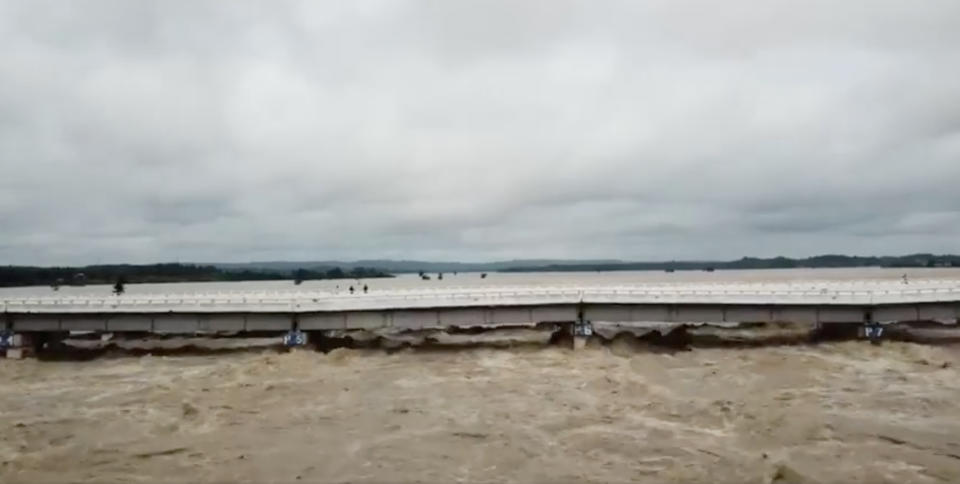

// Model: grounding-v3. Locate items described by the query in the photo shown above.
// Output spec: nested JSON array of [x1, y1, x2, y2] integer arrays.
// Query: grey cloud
[[1, 0, 959, 265]]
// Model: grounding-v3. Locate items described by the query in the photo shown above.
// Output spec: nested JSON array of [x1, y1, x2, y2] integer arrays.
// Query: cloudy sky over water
[[1, 1, 959, 265]]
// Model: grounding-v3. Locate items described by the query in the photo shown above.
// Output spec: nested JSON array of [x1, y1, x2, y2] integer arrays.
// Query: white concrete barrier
[[3, 280, 960, 314]]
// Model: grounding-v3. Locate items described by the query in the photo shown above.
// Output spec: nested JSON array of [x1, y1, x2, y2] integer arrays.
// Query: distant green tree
[[294, 268, 305, 285], [113, 277, 126, 295]]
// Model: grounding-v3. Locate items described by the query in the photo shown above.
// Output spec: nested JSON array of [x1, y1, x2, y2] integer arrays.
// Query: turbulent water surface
[[2, 342, 960, 483]]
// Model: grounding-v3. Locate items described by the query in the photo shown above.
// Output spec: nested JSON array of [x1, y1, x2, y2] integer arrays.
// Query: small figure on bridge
[[902, 274, 909, 284], [363, 284, 368, 293], [349, 285, 355, 294], [113, 277, 126, 296]]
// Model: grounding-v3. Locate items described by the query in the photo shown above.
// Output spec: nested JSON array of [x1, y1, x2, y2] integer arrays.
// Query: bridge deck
[[4, 280, 960, 314]]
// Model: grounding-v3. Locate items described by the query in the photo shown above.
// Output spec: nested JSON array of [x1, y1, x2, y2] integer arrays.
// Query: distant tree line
[[499, 254, 960, 273], [292, 267, 390, 284], [0, 263, 394, 288]]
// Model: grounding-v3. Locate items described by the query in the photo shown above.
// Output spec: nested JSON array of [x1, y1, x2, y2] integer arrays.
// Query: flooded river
[[2, 341, 960, 483]]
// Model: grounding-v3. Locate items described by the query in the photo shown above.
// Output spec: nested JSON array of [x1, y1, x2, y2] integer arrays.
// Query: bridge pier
[[1, 330, 70, 359], [862, 311, 884, 345], [568, 303, 593, 350], [281, 315, 308, 348], [571, 321, 593, 350], [1, 332, 36, 359]]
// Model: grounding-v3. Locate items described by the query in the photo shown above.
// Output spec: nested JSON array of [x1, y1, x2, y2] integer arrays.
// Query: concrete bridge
[[3, 280, 959, 342]]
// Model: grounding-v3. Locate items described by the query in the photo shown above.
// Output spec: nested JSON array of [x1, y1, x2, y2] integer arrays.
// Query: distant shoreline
[[0, 264, 393, 288], [2, 253, 957, 288], [499, 254, 959, 273]]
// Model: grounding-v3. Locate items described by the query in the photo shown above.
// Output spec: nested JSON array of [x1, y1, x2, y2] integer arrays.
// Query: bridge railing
[[3, 283, 960, 313]]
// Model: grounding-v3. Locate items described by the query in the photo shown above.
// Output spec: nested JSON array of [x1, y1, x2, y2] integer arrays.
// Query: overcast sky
[[1, 1, 959, 265]]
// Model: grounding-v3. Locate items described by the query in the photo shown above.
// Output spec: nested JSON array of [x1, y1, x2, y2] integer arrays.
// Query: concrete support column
[[571, 321, 593, 350], [2, 333, 36, 359], [572, 335, 587, 350], [862, 310, 884, 345]]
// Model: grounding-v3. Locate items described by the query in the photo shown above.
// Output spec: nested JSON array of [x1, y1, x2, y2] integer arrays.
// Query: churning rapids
[[2, 338, 960, 483]]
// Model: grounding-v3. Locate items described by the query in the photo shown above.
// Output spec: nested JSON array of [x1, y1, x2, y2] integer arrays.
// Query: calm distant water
[[2, 267, 959, 298]]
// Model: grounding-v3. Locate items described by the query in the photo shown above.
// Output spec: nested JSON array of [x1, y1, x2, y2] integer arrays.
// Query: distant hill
[[207, 254, 960, 275], [498, 253, 960, 272]]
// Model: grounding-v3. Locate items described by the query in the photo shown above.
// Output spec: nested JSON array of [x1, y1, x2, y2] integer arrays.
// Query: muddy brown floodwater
[[2, 342, 960, 483]]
